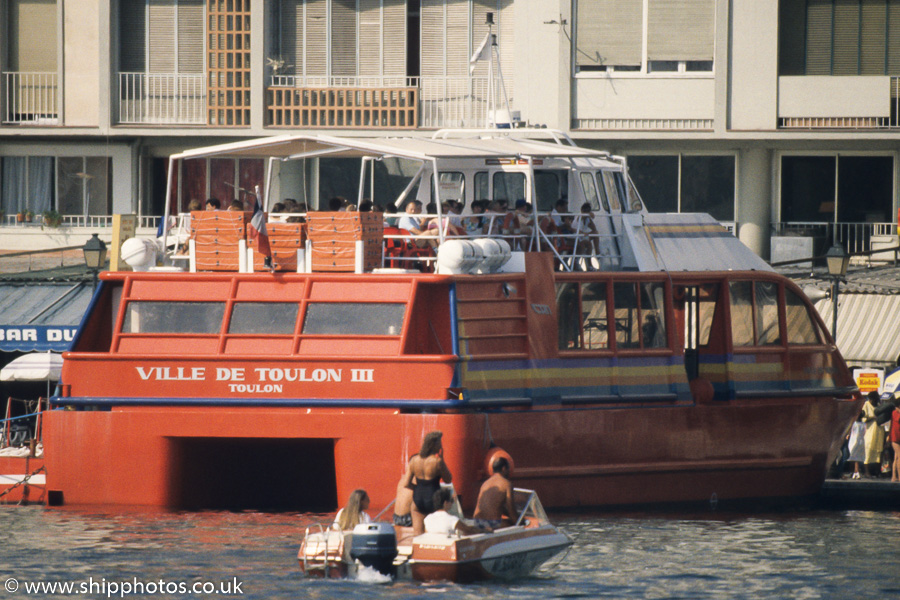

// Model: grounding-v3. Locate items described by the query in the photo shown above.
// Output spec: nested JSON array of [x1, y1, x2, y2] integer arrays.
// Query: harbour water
[[1, 505, 898, 599]]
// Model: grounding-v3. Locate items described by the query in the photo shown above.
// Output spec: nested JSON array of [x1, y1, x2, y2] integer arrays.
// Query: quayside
[[43, 131, 861, 511]]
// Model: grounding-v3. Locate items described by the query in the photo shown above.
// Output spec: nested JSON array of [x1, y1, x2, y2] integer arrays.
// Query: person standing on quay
[[862, 391, 885, 478]]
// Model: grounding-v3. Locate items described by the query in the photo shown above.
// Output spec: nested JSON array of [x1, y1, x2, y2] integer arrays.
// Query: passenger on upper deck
[[473, 456, 516, 529], [483, 200, 509, 235], [334, 489, 372, 531], [403, 431, 453, 535], [205, 198, 221, 211], [228, 199, 244, 211], [424, 487, 489, 536]]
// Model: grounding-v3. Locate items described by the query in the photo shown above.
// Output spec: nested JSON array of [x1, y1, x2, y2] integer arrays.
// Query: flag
[[469, 32, 492, 75], [248, 185, 272, 267], [156, 214, 174, 238]]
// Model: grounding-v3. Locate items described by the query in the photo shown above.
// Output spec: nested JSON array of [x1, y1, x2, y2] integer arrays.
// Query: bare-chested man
[[473, 456, 516, 529]]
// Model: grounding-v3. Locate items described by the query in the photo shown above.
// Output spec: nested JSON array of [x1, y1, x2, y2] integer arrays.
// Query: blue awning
[[0, 282, 92, 352]]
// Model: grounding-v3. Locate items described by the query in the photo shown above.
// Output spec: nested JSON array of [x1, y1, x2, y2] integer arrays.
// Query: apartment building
[[1, 0, 898, 260]]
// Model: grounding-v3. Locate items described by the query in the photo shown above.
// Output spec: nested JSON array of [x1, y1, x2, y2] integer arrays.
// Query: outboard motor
[[349, 522, 398, 576]]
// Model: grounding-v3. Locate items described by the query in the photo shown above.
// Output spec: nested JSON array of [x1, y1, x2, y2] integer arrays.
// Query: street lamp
[[83, 233, 107, 291], [825, 243, 850, 342]]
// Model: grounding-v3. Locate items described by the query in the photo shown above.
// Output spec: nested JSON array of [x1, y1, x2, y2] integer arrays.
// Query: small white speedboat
[[298, 487, 571, 583]]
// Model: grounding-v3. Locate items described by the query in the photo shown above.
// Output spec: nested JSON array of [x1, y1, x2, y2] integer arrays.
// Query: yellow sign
[[110, 214, 137, 272], [853, 368, 883, 394]]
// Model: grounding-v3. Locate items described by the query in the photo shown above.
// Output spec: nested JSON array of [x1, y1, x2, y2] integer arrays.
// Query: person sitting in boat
[[473, 456, 516, 530], [403, 431, 453, 535], [424, 487, 489, 536], [334, 489, 372, 531]]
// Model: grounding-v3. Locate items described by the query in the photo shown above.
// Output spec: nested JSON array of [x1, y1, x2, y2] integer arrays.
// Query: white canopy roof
[[0, 352, 63, 382]]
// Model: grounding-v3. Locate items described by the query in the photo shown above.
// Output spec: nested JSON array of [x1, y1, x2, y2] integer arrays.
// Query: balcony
[[778, 76, 900, 129], [2, 72, 59, 125], [118, 73, 206, 125], [266, 76, 489, 129]]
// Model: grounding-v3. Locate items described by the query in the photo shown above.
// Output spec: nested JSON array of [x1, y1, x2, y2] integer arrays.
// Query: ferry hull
[[43, 391, 856, 509], [0, 456, 45, 504]]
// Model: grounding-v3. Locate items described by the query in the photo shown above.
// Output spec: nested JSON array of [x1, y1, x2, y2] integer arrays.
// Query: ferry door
[[674, 284, 725, 401]]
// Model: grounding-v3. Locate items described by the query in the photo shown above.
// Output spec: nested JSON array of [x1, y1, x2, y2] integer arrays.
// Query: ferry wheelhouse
[[44, 131, 861, 510]]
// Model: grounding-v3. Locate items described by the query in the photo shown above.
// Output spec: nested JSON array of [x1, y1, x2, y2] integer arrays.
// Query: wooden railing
[[267, 85, 417, 129]]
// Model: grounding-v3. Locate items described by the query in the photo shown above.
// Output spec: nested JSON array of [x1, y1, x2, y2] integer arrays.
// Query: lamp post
[[83, 233, 107, 292], [825, 243, 850, 342]]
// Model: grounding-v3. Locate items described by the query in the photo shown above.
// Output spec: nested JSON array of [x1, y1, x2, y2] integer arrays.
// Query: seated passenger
[[473, 456, 516, 529], [423, 487, 489, 536], [228, 199, 245, 211], [205, 198, 221, 211], [334, 489, 372, 530]]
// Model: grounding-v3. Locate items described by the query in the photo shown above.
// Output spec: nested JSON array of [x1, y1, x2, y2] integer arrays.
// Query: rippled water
[[1, 506, 899, 599]]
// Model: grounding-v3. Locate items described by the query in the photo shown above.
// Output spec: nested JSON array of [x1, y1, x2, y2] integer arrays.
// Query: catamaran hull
[[42, 390, 856, 510]]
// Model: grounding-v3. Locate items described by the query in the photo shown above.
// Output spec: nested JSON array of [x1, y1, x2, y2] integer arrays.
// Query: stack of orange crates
[[248, 221, 306, 271], [190, 211, 250, 271], [306, 212, 384, 272]]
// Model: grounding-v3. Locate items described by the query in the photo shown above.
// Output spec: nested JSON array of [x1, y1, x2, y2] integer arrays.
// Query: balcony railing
[[266, 75, 489, 129], [2, 72, 59, 125], [779, 77, 900, 129], [772, 221, 897, 255], [118, 73, 206, 125]]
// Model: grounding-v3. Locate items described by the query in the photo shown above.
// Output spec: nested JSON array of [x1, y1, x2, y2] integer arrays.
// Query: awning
[[0, 282, 92, 352], [814, 293, 900, 368], [0, 352, 62, 381]]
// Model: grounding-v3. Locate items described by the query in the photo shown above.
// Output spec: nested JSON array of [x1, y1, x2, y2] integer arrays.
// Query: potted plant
[[42, 209, 63, 228], [16, 211, 25, 223], [24, 210, 33, 222]]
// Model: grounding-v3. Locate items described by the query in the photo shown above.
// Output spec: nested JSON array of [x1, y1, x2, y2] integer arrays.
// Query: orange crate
[[190, 211, 250, 271], [248, 221, 306, 271]]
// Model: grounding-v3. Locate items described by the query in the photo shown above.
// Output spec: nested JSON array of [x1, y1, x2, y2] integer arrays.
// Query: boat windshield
[[512, 488, 549, 526]]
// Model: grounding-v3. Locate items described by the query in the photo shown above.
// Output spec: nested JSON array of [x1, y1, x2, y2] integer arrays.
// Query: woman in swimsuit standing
[[403, 431, 453, 535]]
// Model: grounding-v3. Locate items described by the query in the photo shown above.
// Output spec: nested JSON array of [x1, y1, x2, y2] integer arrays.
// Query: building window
[[118, 0, 204, 75], [0, 156, 54, 216], [57, 157, 112, 217], [574, 0, 715, 74], [779, 0, 900, 75], [628, 155, 735, 222], [780, 155, 893, 223]]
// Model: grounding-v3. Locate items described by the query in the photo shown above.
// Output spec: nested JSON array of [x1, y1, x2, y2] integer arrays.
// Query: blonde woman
[[334, 489, 371, 531]]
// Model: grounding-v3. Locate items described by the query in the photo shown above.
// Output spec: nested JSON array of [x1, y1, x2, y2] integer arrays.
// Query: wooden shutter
[[120, 0, 147, 72], [8, 0, 58, 71], [860, 0, 887, 74], [497, 0, 514, 100], [306, 0, 328, 77], [148, 0, 176, 72], [383, 0, 407, 77], [806, 0, 834, 75], [278, 0, 304, 75], [575, 0, 641, 68], [647, 0, 715, 62], [446, 0, 469, 77], [833, 0, 861, 74], [888, 0, 900, 73], [178, 0, 204, 73], [332, 0, 357, 77], [359, 0, 381, 76], [421, 0, 446, 77]]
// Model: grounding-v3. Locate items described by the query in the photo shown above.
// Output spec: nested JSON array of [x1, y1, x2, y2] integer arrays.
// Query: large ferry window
[[432, 172, 465, 205], [303, 303, 405, 335], [228, 302, 298, 334], [755, 282, 780, 345], [492, 172, 526, 203], [613, 282, 666, 349], [474, 172, 489, 201], [581, 172, 602, 212], [785, 289, 822, 345], [557, 282, 581, 349], [122, 301, 225, 334], [535, 170, 568, 212], [581, 282, 608, 349], [729, 282, 755, 346], [641, 282, 667, 348], [599, 172, 622, 211]]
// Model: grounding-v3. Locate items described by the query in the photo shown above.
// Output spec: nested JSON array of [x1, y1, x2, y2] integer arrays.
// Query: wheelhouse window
[[122, 301, 225, 334], [431, 172, 465, 206], [228, 302, 298, 334], [302, 303, 405, 336], [534, 170, 568, 212], [492, 172, 526, 203], [729, 281, 781, 347]]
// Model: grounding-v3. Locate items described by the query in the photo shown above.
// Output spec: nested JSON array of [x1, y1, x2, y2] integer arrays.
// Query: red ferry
[[43, 131, 861, 511]]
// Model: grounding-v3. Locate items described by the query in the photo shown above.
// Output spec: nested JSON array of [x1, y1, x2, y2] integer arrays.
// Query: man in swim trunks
[[403, 431, 453, 535], [473, 456, 516, 530], [392, 460, 414, 527]]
